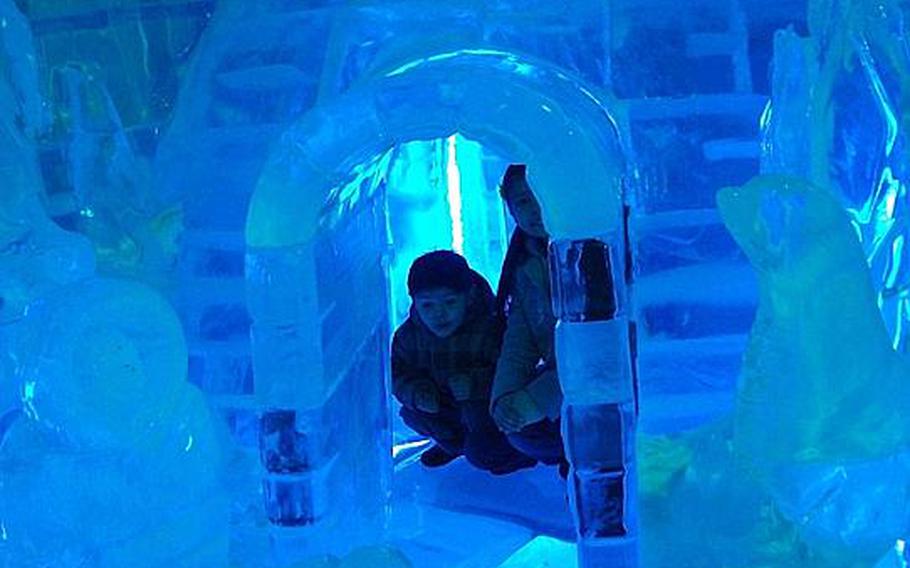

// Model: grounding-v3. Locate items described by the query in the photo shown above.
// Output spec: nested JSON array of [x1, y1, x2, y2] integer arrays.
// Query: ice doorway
[[244, 49, 631, 568]]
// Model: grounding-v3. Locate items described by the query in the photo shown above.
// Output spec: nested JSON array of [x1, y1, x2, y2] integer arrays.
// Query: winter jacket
[[491, 245, 563, 420], [391, 271, 501, 407]]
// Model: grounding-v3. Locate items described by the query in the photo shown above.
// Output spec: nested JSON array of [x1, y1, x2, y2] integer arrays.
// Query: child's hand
[[493, 389, 544, 433], [413, 384, 440, 414], [447, 374, 472, 401]]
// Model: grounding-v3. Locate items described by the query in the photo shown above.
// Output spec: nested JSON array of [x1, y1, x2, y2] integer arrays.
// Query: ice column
[[247, 243, 331, 529], [552, 223, 638, 567], [247, 172, 392, 560]]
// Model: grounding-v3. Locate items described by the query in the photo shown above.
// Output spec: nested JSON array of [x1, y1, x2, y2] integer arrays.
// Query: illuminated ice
[[639, 175, 910, 567], [0, 4, 227, 565], [4, 0, 910, 566], [0, 279, 229, 567]]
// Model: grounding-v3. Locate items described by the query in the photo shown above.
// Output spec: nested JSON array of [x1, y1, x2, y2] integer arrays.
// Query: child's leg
[[399, 402, 465, 456], [507, 419, 565, 465], [459, 400, 535, 472]]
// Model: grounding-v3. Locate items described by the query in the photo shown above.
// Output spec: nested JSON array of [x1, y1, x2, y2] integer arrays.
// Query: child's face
[[505, 181, 547, 238], [413, 287, 469, 338]]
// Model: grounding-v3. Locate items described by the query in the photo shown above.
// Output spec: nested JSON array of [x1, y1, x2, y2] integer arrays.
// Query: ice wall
[[621, 0, 769, 438]]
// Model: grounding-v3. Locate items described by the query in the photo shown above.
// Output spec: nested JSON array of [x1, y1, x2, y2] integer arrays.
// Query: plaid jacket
[[391, 272, 501, 407]]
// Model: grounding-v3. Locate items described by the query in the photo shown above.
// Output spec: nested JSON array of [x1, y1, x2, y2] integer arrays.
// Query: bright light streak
[[392, 438, 431, 459], [446, 135, 464, 254]]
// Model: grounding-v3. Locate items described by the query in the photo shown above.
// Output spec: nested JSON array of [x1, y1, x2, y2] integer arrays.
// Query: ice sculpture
[[50, 65, 184, 290], [722, 174, 910, 563], [641, 175, 910, 567], [0, 279, 229, 567], [0, 0, 95, 417], [762, 0, 910, 352], [245, 48, 630, 566], [0, 3, 228, 565]]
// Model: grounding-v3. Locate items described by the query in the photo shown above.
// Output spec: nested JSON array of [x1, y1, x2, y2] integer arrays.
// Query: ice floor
[[230, 381, 729, 568], [227, 433, 577, 568], [388, 450, 576, 568]]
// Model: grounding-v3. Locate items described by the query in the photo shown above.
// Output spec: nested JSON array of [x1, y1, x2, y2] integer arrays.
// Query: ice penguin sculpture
[[716, 174, 910, 565]]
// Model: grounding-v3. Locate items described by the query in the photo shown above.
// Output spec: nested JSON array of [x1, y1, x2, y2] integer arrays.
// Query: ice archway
[[245, 49, 636, 566]]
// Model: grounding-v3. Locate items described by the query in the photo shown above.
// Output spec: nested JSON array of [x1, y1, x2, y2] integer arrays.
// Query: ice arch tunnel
[[245, 49, 636, 565]]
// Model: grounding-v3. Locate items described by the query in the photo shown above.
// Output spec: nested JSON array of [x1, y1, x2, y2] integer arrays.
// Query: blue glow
[[855, 37, 899, 156], [21, 381, 37, 420], [498, 536, 577, 568], [4, 3, 910, 568], [887, 236, 904, 290]]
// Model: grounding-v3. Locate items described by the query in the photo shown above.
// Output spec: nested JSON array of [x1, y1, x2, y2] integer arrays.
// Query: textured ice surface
[[640, 175, 910, 567], [288, 546, 412, 568], [0, 0, 96, 419], [721, 175, 910, 563], [50, 65, 183, 289], [762, 0, 910, 352], [0, 279, 229, 567]]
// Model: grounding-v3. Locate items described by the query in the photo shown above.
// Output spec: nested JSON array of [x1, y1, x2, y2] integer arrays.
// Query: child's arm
[[462, 322, 502, 400], [391, 326, 437, 409], [491, 291, 542, 409]]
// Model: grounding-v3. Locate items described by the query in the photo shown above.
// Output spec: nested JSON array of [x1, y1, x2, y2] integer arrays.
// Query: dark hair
[[407, 250, 473, 296], [499, 163, 528, 202]]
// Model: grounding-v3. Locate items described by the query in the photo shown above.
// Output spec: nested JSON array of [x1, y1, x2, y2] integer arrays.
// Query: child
[[391, 250, 533, 473], [492, 165, 568, 476]]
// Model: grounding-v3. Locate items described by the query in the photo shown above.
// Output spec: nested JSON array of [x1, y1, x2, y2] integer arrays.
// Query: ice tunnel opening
[[379, 134, 516, 459], [243, 49, 630, 560], [250, 130, 584, 544]]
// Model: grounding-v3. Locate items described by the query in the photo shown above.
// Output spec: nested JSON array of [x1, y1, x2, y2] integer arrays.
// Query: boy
[[391, 250, 533, 473]]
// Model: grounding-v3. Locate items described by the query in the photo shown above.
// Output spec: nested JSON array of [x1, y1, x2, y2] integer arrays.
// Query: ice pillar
[[553, 221, 638, 568]]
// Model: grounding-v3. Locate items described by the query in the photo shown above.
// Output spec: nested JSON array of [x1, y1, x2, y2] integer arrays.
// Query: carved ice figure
[[0, 279, 229, 567], [762, 0, 910, 352], [718, 174, 910, 565], [0, 0, 95, 418], [43, 65, 183, 290], [639, 175, 910, 567], [0, 4, 227, 564]]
